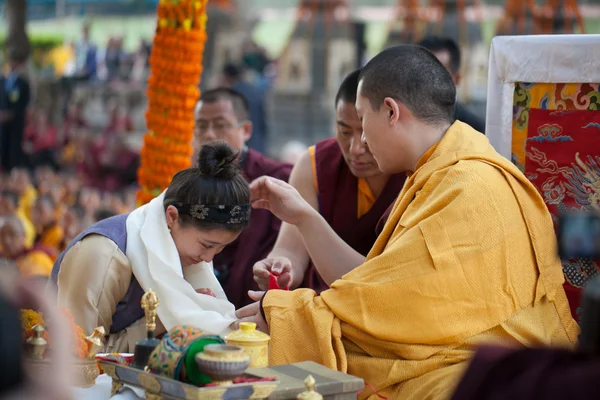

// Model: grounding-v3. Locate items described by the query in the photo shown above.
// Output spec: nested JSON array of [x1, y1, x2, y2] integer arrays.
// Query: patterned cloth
[[512, 82, 600, 321], [147, 325, 223, 383]]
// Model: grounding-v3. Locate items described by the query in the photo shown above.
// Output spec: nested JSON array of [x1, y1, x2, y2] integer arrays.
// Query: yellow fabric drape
[[19, 186, 37, 221], [39, 224, 65, 252], [264, 122, 578, 400], [17, 210, 36, 248], [17, 250, 54, 278]]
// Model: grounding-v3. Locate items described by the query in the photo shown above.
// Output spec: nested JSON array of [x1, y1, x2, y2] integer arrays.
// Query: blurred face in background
[[31, 198, 56, 228], [8, 169, 31, 196], [60, 208, 82, 244], [0, 194, 17, 216], [193, 99, 251, 154], [0, 220, 26, 258]]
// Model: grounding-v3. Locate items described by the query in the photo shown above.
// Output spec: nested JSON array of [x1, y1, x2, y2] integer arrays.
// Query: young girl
[[50, 142, 251, 352]]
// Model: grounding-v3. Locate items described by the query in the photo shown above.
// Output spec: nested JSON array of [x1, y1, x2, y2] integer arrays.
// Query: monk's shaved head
[[335, 68, 361, 107], [198, 88, 250, 122], [358, 44, 456, 126]]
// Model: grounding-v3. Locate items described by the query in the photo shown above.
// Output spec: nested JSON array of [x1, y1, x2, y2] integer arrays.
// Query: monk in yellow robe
[[8, 168, 37, 220], [0, 215, 54, 278], [31, 195, 64, 259], [0, 190, 35, 248], [237, 44, 578, 399]]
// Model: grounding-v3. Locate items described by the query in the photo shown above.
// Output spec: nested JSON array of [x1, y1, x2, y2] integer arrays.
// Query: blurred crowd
[[0, 167, 138, 278], [0, 23, 310, 282], [47, 24, 152, 86]]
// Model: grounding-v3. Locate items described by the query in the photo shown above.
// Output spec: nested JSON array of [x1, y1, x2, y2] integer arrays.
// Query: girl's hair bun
[[196, 141, 239, 179]]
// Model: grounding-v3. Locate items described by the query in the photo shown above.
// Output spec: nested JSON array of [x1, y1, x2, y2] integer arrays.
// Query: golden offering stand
[[25, 323, 106, 388], [131, 289, 161, 370]]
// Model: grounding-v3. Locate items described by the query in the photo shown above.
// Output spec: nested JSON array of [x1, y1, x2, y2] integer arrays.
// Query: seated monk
[[31, 195, 64, 260], [252, 69, 406, 294], [50, 143, 251, 353], [236, 45, 578, 399], [0, 190, 35, 248], [8, 169, 37, 221], [0, 215, 53, 279], [193, 88, 292, 308]]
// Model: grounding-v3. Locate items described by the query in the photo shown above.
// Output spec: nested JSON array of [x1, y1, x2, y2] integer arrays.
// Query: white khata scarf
[[125, 191, 236, 335]]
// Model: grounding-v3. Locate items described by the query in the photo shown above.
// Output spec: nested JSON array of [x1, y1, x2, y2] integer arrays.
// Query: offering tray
[[99, 361, 279, 400]]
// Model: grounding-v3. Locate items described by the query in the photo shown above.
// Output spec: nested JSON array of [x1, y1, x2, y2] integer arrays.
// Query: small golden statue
[[86, 326, 106, 357], [141, 289, 159, 332], [132, 289, 161, 369], [26, 324, 47, 360], [297, 375, 323, 400]]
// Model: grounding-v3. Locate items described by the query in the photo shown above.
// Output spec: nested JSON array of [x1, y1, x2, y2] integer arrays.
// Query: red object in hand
[[268, 272, 289, 291]]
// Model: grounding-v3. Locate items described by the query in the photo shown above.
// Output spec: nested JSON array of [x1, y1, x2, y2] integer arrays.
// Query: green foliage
[[0, 34, 63, 51]]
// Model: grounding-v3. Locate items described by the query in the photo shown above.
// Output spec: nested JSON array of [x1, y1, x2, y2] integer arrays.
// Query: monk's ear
[[242, 121, 253, 143], [383, 97, 401, 126]]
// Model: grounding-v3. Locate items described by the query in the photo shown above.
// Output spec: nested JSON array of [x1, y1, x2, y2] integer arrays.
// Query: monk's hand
[[196, 288, 216, 297], [249, 176, 315, 226], [253, 257, 293, 291]]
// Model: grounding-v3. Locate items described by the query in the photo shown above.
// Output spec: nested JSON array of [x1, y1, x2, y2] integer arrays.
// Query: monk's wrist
[[296, 207, 322, 232]]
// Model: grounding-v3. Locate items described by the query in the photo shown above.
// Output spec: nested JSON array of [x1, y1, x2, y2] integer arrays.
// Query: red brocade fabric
[[523, 108, 600, 320]]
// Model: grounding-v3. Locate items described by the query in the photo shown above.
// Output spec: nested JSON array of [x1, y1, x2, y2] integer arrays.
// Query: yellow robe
[[17, 210, 36, 248], [263, 122, 578, 400], [17, 250, 54, 278]]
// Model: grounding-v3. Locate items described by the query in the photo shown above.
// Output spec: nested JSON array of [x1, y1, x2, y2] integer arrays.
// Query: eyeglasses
[[194, 120, 246, 137]]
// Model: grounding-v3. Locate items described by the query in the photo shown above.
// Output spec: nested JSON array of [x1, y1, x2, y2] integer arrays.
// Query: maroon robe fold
[[301, 138, 406, 293], [214, 149, 292, 308], [452, 345, 600, 400]]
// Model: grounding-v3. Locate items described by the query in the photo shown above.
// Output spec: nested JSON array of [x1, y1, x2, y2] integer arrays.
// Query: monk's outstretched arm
[[260, 151, 365, 286]]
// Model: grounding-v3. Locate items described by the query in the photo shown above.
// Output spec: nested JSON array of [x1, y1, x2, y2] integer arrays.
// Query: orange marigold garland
[[137, 0, 209, 205]]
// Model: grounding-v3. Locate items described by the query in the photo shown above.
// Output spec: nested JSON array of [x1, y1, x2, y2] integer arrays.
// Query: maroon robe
[[452, 345, 600, 400], [214, 149, 292, 308], [301, 138, 406, 293]]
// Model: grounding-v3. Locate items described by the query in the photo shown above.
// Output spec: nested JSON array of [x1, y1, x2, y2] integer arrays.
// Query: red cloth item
[[524, 108, 600, 321], [268, 272, 289, 291]]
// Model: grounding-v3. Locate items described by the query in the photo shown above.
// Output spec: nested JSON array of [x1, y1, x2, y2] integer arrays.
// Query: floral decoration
[[137, 0, 209, 205]]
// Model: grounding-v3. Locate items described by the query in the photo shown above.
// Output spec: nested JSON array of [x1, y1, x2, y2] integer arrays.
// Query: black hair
[[359, 44, 456, 126], [417, 36, 461, 75], [94, 208, 117, 222], [335, 68, 361, 107], [0, 190, 19, 208], [199, 88, 250, 121], [69, 204, 86, 219], [223, 63, 242, 80], [164, 141, 250, 232]]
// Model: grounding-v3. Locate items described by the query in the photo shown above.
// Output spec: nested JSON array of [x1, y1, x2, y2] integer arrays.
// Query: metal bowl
[[194, 344, 251, 384]]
